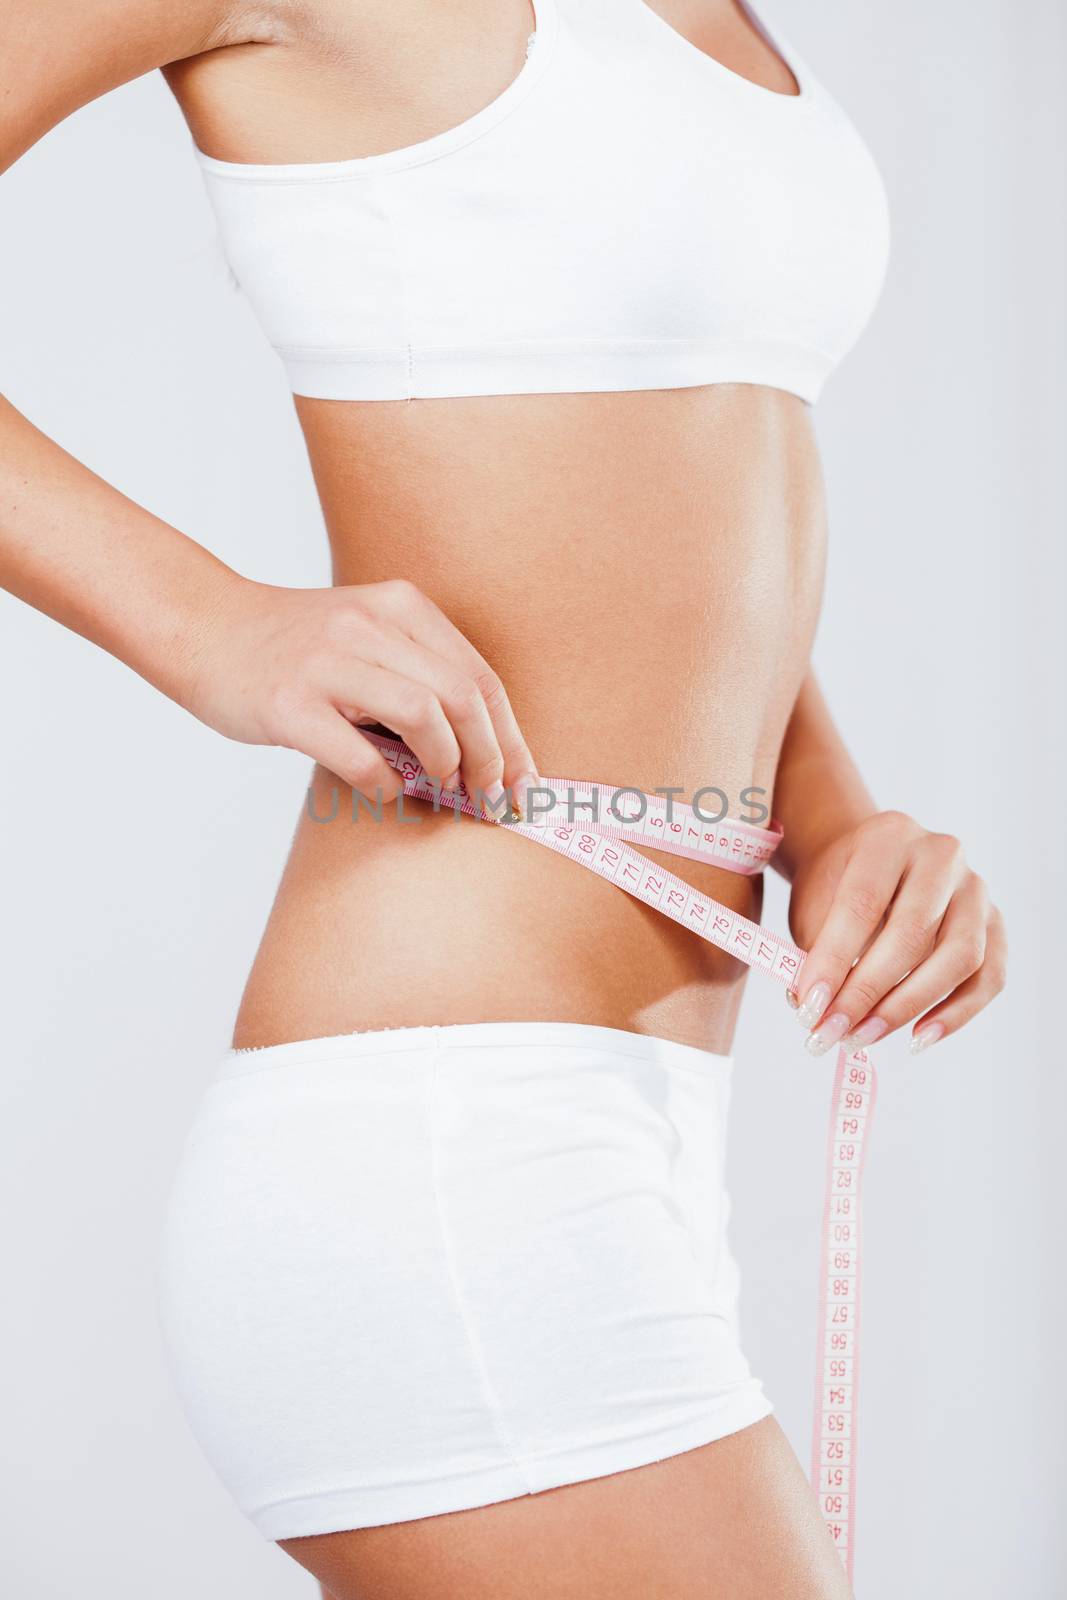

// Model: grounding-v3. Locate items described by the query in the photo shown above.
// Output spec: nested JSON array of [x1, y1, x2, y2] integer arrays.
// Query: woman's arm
[[0, 0, 540, 809], [0, 393, 248, 709], [771, 672, 879, 884], [773, 670, 1006, 1055], [0, 0, 252, 171], [0, 0, 266, 703]]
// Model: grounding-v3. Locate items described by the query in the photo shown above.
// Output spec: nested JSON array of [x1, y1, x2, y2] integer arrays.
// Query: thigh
[[282, 1417, 852, 1600]]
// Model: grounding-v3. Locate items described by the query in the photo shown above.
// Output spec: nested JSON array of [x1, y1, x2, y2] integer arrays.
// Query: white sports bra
[[192, 0, 890, 404]]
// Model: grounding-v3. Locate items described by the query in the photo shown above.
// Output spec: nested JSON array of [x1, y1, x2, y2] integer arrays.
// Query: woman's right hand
[[1, 7, 543, 816], [184, 575, 540, 809]]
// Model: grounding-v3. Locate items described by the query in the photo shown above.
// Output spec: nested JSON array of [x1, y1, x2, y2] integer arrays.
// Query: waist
[[231, 751, 771, 1055], [232, 386, 822, 1051]]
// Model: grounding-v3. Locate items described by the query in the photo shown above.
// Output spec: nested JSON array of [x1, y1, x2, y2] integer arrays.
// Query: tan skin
[[0, 2, 1005, 1596]]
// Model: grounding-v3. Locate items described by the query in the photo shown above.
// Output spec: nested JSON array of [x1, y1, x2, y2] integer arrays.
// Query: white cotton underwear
[[156, 1020, 773, 1539]]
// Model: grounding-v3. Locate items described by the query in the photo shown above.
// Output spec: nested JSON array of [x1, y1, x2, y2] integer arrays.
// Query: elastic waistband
[[219, 1020, 733, 1081]]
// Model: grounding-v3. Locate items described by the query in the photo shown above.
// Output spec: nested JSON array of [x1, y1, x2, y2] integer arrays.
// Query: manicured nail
[[909, 1022, 945, 1055], [511, 772, 542, 825], [481, 780, 508, 817], [805, 1012, 850, 1058], [785, 986, 799, 1009], [796, 981, 832, 1029], [444, 770, 461, 791], [845, 1017, 889, 1049]]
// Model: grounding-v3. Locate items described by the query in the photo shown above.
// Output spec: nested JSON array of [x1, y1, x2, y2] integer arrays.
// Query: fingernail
[[805, 1012, 850, 1058], [511, 771, 541, 825], [444, 770, 461, 791], [481, 780, 507, 817], [796, 981, 832, 1029], [909, 1022, 945, 1055], [845, 1017, 889, 1049], [785, 988, 799, 1010]]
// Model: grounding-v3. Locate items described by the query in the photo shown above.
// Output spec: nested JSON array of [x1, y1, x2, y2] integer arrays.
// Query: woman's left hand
[[786, 811, 1006, 1057]]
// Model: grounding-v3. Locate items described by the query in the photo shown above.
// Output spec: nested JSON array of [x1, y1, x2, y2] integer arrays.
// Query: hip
[[156, 1019, 771, 1538]]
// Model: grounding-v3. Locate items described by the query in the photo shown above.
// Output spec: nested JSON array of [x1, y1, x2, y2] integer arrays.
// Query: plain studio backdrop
[[1, 3, 1064, 1596]]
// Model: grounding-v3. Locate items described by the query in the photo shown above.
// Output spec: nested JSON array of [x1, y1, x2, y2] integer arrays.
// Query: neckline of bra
[[192, 0, 815, 186]]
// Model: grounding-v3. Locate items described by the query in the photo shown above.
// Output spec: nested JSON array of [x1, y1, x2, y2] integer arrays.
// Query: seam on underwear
[[220, 1033, 733, 1083], [424, 1042, 535, 1494], [246, 1386, 772, 1512], [219, 1043, 731, 1084], [229, 1022, 433, 1056]]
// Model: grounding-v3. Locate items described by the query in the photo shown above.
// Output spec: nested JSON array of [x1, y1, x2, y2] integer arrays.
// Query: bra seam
[[374, 172, 417, 400], [273, 333, 840, 365]]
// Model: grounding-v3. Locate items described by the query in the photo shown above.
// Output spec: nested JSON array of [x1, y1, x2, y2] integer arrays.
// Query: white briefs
[[156, 1020, 773, 1539]]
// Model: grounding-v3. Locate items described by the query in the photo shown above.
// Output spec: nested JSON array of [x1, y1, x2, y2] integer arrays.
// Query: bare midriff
[[232, 385, 827, 1054]]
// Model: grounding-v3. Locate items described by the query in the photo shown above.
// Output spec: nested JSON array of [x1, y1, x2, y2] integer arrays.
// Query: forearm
[[0, 391, 248, 708], [772, 669, 878, 881]]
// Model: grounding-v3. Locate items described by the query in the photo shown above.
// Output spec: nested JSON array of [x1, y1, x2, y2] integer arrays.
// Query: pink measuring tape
[[363, 728, 875, 1582]]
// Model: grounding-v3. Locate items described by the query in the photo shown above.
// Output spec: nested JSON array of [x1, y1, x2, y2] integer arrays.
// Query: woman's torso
[[164, 0, 884, 1054]]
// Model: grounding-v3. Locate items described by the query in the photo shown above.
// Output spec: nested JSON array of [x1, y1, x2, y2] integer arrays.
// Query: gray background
[[1, 2, 1063, 1594]]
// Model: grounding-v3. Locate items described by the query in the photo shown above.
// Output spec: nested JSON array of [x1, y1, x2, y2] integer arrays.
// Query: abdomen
[[232, 383, 826, 1053]]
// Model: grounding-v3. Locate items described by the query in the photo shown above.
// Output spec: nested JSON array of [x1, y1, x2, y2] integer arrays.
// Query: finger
[[294, 704, 404, 802], [350, 624, 509, 800], [366, 580, 539, 792], [326, 655, 463, 787], [903, 906, 1007, 1054], [792, 821, 912, 1027], [825, 849, 972, 1037], [837, 878, 989, 1050]]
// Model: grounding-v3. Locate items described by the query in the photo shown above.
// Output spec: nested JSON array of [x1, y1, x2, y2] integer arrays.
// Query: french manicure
[[482, 780, 506, 812], [909, 1022, 945, 1055], [805, 1012, 850, 1058], [796, 981, 832, 1030], [845, 1017, 889, 1049], [511, 771, 542, 825]]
